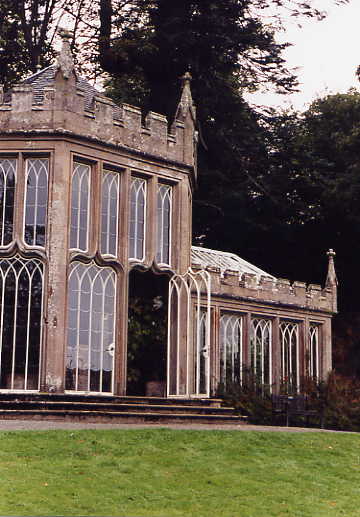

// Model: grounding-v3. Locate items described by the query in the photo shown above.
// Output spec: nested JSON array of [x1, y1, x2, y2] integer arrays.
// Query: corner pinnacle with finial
[[176, 68, 196, 122], [56, 27, 75, 80], [326, 248, 338, 287]]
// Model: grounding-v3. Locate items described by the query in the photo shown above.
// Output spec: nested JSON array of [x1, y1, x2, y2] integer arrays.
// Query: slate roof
[[191, 246, 275, 279], [4, 65, 122, 119]]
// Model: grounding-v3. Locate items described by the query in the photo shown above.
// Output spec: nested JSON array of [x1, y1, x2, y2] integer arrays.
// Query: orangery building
[[0, 34, 337, 399]]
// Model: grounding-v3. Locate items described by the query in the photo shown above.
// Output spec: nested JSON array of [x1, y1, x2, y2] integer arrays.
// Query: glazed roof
[[191, 246, 275, 278]]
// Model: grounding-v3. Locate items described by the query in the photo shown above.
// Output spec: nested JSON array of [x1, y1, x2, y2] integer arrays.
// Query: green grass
[[0, 428, 360, 516]]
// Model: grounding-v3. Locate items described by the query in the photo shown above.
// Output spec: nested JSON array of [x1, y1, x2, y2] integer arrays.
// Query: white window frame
[[309, 323, 320, 380], [280, 320, 299, 392]]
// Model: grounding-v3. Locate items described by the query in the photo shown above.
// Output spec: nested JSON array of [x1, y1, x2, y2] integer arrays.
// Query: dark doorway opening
[[127, 269, 169, 396]]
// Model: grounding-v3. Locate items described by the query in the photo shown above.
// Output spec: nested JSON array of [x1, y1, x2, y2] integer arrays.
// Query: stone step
[[0, 399, 233, 416], [0, 409, 247, 425], [0, 392, 223, 407]]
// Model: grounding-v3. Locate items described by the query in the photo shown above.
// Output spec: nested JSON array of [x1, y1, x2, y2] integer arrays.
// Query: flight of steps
[[0, 393, 248, 425]]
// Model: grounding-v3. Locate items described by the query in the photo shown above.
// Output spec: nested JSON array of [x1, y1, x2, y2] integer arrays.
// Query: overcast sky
[[245, 0, 360, 111]]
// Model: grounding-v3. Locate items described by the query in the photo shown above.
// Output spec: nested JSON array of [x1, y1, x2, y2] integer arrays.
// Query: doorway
[[127, 269, 169, 396]]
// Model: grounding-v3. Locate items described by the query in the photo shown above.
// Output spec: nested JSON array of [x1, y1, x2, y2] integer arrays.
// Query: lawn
[[0, 428, 359, 517]]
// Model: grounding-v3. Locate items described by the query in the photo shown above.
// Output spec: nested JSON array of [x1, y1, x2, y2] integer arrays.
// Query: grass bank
[[0, 428, 359, 516]]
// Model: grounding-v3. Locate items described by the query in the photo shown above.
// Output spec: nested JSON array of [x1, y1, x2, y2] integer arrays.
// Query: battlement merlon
[[0, 32, 198, 174], [204, 249, 338, 314]]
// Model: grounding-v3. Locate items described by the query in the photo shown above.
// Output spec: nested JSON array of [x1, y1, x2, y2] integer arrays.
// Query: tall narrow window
[[280, 320, 299, 392], [0, 158, 16, 247], [129, 177, 146, 260], [101, 170, 119, 256], [220, 313, 243, 386], [66, 262, 116, 393], [0, 257, 43, 390], [250, 318, 272, 386], [156, 184, 172, 265], [70, 162, 90, 251], [24, 158, 48, 247], [309, 324, 320, 380]]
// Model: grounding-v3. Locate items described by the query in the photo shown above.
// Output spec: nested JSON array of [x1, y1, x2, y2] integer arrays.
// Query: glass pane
[[101, 171, 119, 256], [0, 159, 16, 247], [250, 318, 271, 387], [70, 163, 90, 251], [156, 184, 172, 265], [220, 314, 243, 387], [129, 178, 146, 260], [24, 159, 48, 247]]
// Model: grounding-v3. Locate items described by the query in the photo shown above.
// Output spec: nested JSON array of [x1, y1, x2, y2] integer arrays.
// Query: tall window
[[309, 324, 320, 380], [0, 158, 16, 247], [220, 313, 243, 386], [250, 318, 272, 386], [70, 162, 90, 251], [24, 158, 49, 247], [280, 320, 299, 392], [156, 184, 172, 265], [66, 262, 116, 393], [0, 257, 43, 390], [129, 177, 146, 260], [101, 170, 119, 257]]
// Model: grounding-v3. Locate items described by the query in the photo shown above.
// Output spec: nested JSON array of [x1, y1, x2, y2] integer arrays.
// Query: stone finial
[[56, 28, 75, 80], [175, 70, 196, 122], [326, 248, 338, 287]]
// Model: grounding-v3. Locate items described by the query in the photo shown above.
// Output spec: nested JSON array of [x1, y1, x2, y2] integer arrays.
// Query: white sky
[[245, 0, 360, 111]]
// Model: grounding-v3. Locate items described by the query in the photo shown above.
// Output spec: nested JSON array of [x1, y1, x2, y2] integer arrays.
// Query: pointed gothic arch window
[[280, 320, 299, 392], [220, 313, 243, 386], [0, 158, 16, 247], [66, 262, 116, 393], [156, 184, 172, 265], [24, 158, 49, 247], [129, 177, 146, 260], [101, 170, 120, 257], [70, 162, 90, 251], [250, 318, 272, 387], [0, 257, 44, 390], [309, 323, 320, 380]]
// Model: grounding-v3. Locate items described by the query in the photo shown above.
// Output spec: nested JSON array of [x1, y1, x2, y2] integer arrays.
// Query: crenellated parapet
[[0, 31, 197, 171], [192, 248, 338, 314]]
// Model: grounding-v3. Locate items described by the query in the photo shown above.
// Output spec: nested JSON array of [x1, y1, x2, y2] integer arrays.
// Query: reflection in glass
[[70, 163, 90, 251], [24, 159, 48, 247], [101, 171, 119, 256], [0, 257, 43, 390], [129, 177, 146, 260], [280, 320, 299, 392], [309, 324, 319, 379], [0, 159, 16, 247], [66, 262, 116, 393], [156, 184, 171, 265]]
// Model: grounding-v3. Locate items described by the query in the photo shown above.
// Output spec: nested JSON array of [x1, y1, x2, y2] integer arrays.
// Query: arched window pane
[[66, 262, 116, 393], [101, 170, 119, 256], [70, 163, 90, 251], [250, 318, 272, 387], [309, 324, 320, 380], [0, 159, 16, 247], [24, 158, 48, 247], [156, 184, 172, 265], [280, 320, 299, 392], [129, 177, 146, 260], [0, 257, 43, 390], [220, 313, 243, 387]]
